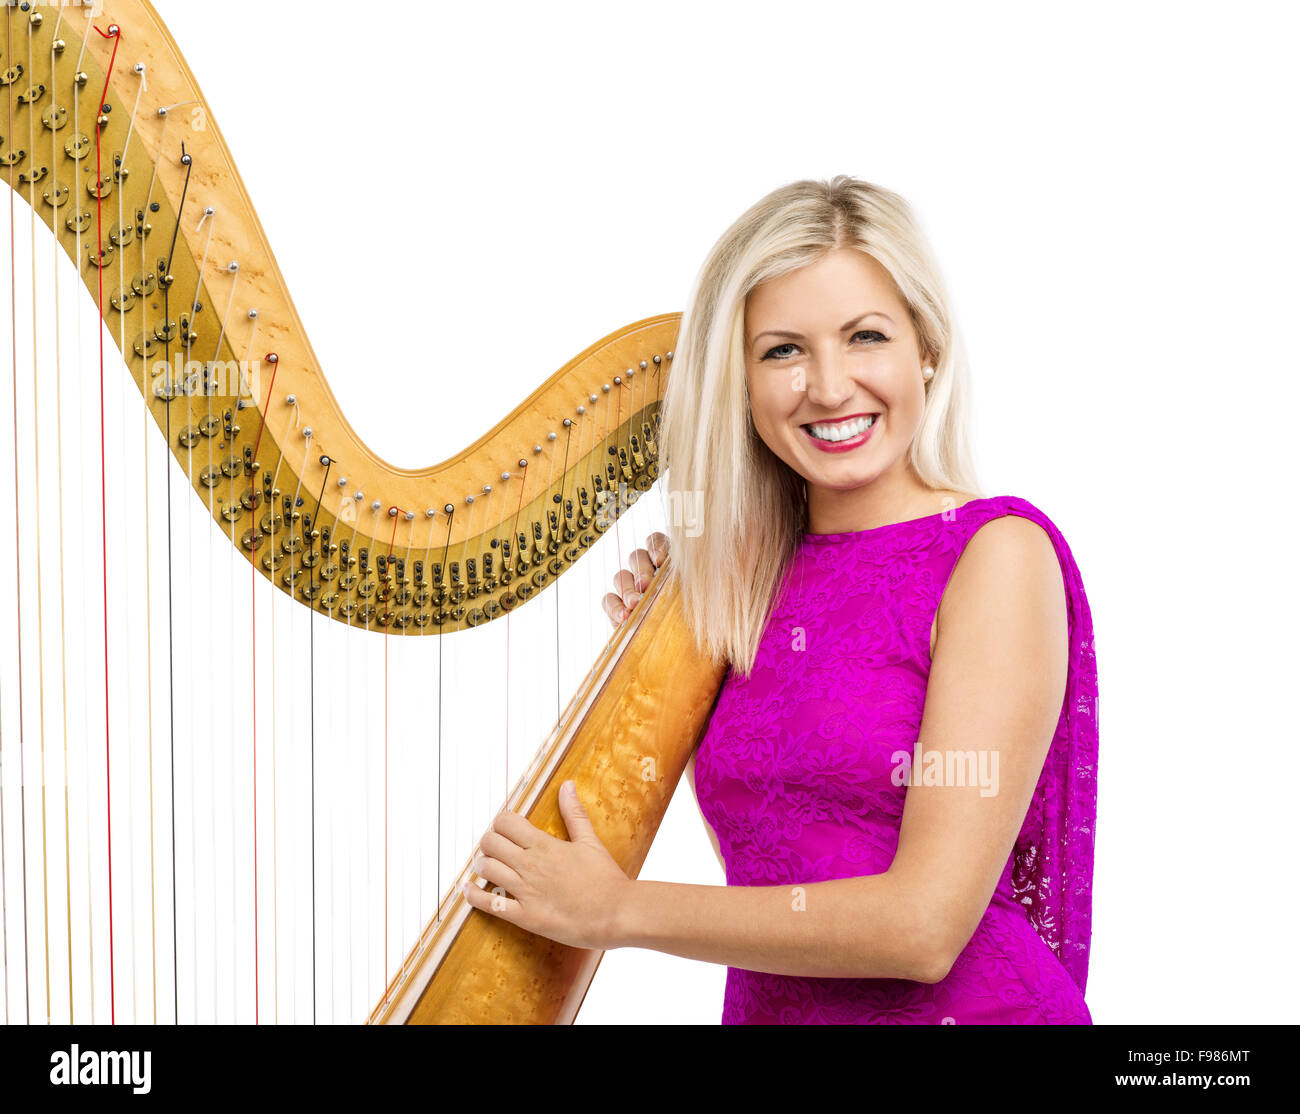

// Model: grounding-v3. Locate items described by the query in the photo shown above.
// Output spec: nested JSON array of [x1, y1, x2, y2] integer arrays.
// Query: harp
[[0, 0, 726, 1024]]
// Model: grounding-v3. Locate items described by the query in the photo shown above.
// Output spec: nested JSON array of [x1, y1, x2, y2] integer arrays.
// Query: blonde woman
[[461, 176, 1098, 1025]]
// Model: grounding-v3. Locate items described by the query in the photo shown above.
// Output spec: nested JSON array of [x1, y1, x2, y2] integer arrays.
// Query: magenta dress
[[692, 495, 1098, 1024]]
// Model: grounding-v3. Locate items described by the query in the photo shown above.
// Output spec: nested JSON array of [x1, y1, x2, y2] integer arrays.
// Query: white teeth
[[806, 415, 876, 442]]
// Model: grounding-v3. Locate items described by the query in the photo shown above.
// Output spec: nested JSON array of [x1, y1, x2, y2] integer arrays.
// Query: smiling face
[[744, 246, 939, 532]]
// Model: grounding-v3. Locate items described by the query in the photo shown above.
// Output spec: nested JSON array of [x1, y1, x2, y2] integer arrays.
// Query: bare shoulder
[[940, 513, 1065, 635], [963, 513, 1058, 572], [932, 513, 1068, 725]]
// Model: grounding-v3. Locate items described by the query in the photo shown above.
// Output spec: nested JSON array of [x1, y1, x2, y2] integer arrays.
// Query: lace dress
[[692, 495, 1098, 1024]]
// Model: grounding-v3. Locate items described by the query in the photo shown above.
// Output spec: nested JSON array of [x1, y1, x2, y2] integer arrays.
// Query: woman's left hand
[[461, 781, 633, 951]]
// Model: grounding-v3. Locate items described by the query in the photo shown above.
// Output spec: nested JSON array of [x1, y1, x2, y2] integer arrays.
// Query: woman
[[461, 175, 1098, 1024]]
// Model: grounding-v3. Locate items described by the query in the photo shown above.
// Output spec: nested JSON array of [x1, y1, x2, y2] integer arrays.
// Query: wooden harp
[[0, 0, 726, 1024]]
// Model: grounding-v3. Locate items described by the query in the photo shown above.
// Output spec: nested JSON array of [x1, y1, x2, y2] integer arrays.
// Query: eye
[[760, 331, 889, 361]]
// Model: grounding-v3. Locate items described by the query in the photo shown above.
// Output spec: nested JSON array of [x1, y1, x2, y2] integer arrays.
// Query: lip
[[801, 413, 880, 454]]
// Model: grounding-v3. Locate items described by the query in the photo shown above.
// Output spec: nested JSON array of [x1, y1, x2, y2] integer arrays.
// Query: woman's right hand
[[602, 532, 669, 628]]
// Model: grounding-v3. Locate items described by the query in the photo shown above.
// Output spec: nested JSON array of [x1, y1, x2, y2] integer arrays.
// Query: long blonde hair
[[659, 175, 981, 675]]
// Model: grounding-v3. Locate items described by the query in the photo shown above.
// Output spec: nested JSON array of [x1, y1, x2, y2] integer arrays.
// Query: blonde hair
[[659, 175, 980, 675]]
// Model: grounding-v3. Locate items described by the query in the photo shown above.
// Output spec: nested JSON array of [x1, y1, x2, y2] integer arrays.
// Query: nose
[[801, 347, 855, 412]]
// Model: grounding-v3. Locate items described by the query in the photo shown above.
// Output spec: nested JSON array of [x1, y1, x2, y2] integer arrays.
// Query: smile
[[802, 413, 878, 445]]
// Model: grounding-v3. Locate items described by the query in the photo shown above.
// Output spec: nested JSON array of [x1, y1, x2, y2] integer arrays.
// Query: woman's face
[[743, 247, 931, 499]]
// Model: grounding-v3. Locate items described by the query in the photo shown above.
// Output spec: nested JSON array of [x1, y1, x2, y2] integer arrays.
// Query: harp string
[[382, 503, 397, 1023], [555, 423, 572, 720], [454, 490, 478, 913], [73, 16, 96, 1026], [435, 504, 452, 931], [247, 348, 277, 1024], [90, 15, 122, 1025], [6, 0, 33, 1027], [417, 510, 438, 943], [191, 196, 229, 1025], [21, 10, 53, 1025], [134, 83, 179, 1029], [162, 129, 194, 1023], [265, 427, 289, 1023], [112, 43, 147, 1026], [310, 449, 334, 1023], [473, 483, 495, 847], [286, 430, 313, 1022], [249, 416, 259, 1025], [46, 7, 77, 1028], [503, 459, 529, 826]]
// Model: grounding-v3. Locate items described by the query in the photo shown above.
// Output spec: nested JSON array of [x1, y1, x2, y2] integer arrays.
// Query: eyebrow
[[751, 311, 895, 346]]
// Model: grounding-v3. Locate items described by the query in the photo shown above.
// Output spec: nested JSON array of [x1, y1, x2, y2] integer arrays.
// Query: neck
[[804, 462, 940, 535]]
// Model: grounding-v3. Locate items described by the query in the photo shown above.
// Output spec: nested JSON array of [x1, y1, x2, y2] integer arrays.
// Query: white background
[[96, 0, 1300, 1023]]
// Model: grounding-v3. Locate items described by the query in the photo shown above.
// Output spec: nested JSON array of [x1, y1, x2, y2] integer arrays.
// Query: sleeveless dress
[[692, 494, 1098, 1024]]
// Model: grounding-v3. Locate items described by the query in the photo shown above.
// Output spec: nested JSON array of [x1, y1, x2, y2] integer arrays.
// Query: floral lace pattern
[[693, 496, 1098, 1024]]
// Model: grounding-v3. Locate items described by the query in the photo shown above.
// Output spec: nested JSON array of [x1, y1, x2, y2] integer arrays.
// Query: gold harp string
[[246, 315, 271, 1018], [22, 8, 54, 1026], [339, 488, 355, 1022], [112, 48, 147, 1027], [502, 455, 533, 821], [577, 393, 603, 688], [313, 452, 339, 1024], [135, 81, 169, 1023], [155, 131, 195, 1022], [471, 482, 500, 883], [187, 198, 219, 1021], [70, 10, 95, 1026], [285, 419, 311, 1022], [89, 15, 123, 1024], [263, 427, 289, 1025], [415, 509, 440, 950], [380, 501, 394, 1009], [5, 0, 33, 1027], [359, 494, 382, 992], [445, 490, 476, 951], [338, 466, 370, 1007], [47, 4, 74, 1030], [212, 256, 247, 1021], [399, 505, 418, 1007], [114, 54, 154, 1025]]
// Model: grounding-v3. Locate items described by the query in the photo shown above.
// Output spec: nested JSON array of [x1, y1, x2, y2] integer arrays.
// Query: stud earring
[[922, 365, 934, 381]]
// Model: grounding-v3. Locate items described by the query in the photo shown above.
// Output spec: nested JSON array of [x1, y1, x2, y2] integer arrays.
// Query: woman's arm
[[466, 515, 1068, 984], [607, 515, 1069, 982]]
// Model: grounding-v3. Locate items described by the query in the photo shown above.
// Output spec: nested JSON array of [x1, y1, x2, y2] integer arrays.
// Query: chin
[[812, 470, 885, 493]]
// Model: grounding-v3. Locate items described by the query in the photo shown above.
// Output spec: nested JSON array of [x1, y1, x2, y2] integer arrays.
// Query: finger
[[479, 829, 526, 873], [602, 592, 628, 627], [462, 879, 522, 922], [647, 532, 669, 568], [472, 852, 524, 894], [490, 809, 542, 850], [610, 568, 642, 612], [627, 548, 656, 592], [558, 780, 597, 842]]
